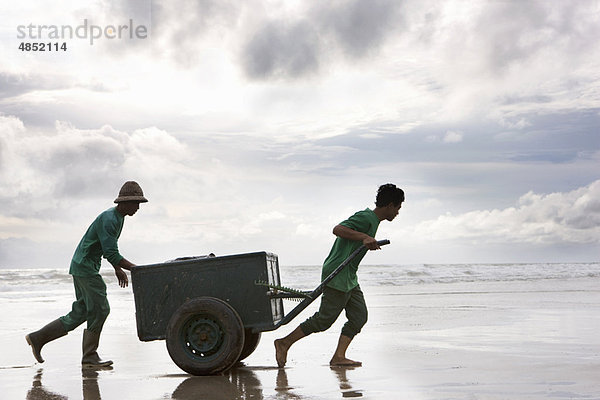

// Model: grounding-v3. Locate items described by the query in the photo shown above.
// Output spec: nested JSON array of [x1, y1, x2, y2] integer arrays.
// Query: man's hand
[[117, 258, 136, 271], [114, 267, 129, 288], [362, 236, 381, 250]]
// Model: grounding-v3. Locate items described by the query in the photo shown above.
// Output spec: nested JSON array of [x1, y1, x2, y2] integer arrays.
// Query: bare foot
[[274, 339, 289, 368], [329, 357, 362, 367]]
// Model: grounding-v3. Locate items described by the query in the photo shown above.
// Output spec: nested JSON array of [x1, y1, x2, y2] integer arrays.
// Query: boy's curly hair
[[375, 183, 404, 207]]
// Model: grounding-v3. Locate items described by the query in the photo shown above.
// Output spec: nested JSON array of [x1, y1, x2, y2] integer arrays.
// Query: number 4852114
[[19, 42, 67, 51]]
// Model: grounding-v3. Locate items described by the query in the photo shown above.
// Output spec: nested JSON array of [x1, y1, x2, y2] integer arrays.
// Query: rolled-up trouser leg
[[300, 286, 347, 335], [60, 275, 110, 334], [341, 286, 368, 339]]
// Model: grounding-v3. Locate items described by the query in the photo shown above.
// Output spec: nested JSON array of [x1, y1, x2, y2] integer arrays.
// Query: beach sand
[[1, 277, 599, 399]]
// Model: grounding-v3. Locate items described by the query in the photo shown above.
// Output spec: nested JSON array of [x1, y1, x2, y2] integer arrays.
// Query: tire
[[237, 329, 261, 362], [166, 297, 245, 375]]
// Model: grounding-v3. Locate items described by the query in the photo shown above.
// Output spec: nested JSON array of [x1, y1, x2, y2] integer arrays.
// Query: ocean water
[[1, 262, 599, 299], [278, 262, 600, 292]]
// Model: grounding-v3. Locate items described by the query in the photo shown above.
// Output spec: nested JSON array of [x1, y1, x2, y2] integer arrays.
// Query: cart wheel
[[166, 297, 245, 375], [237, 329, 261, 362]]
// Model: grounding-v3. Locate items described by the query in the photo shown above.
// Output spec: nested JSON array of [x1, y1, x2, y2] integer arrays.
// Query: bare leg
[[274, 326, 306, 367], [330, 335, 362, 366]]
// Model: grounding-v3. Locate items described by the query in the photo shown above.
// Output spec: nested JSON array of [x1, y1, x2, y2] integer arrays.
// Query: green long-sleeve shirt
[[321, 208, 380, 292], [69, 207, 125, 277]]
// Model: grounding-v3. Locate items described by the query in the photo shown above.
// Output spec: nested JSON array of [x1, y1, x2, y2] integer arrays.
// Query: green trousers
[[300, 285, 368, 339], [59, 275, 110, 334]]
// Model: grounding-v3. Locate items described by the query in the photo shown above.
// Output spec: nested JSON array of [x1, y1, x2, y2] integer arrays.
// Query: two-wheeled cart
[[131, 240, 390, 375]]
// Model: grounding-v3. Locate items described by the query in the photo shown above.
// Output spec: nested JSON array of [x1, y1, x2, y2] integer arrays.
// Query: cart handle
[[310, 239, 389, 297], [272, 239, 390, 330]]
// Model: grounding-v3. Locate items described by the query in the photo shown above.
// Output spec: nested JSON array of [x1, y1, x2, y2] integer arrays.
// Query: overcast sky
[[1, 0, 599, 269]]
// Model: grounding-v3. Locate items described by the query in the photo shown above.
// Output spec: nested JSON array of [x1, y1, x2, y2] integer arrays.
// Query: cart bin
[[131, 252, 284, 341]]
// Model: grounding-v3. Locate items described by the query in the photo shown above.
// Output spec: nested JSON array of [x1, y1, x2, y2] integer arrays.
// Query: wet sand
[[1, 277, 599, 399]]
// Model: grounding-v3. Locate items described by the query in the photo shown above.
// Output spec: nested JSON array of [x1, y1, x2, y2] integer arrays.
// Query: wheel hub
[[182, 315, 224, 357]]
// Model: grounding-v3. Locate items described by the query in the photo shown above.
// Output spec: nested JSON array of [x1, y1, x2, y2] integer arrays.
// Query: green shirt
[[69, 207, 125, 277], [322, 208, 380, 292]]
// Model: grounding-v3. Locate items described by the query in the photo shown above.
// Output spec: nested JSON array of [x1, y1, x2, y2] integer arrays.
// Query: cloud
[[0, 115, 192, 218], [0, 72, 110, 100], [241, 0, 402, 79], [413, 180, 600, 245], [315, 0, 401, 59], [241, 21, 320, 79], [0, 115, 347, 262], [0, 73, 65, 98], [1, 112, 598, 267], [425, 130, 463, 143], [0, 237, 71, 267], [149, 0, 241, 65], [443, 130, 463, 143], [474, 0, 600, 73]]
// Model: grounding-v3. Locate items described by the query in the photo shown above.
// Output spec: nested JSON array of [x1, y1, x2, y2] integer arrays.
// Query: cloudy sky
[[1, 0, 599, 269]]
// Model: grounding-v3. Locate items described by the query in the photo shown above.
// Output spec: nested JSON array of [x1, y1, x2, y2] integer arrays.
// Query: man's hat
[[114, 181, 148, 203]]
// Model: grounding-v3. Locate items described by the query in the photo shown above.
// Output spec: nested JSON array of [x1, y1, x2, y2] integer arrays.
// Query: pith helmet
[[114, 181, 148, 203]]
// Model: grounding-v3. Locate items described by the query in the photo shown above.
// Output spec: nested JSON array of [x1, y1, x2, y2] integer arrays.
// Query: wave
[[0, 268, 120, 298], [280, 262, 600, 287], [359, 263, 600, 286], [1, 263, 599, 295], [0, 268, 72, 285]]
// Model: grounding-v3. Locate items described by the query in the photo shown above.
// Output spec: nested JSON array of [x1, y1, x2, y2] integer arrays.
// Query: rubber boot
[[81, 329, 113, 368], [25, 319, 68, 363]]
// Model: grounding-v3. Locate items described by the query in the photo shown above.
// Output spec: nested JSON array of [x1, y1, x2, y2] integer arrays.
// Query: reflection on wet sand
[[171, 375, 241, 399], [26, 367, 111, 400], [171, 367, 265, 399], [228, 367, 265, 398], [26, 369, 67, 400], [275, 368, 302, 399], [82, 368, 103, 400], [330, 366, 363, 398], [25, 364, 363, 399], [171, 366, 310, 400], [171, 365, 364, 399]]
